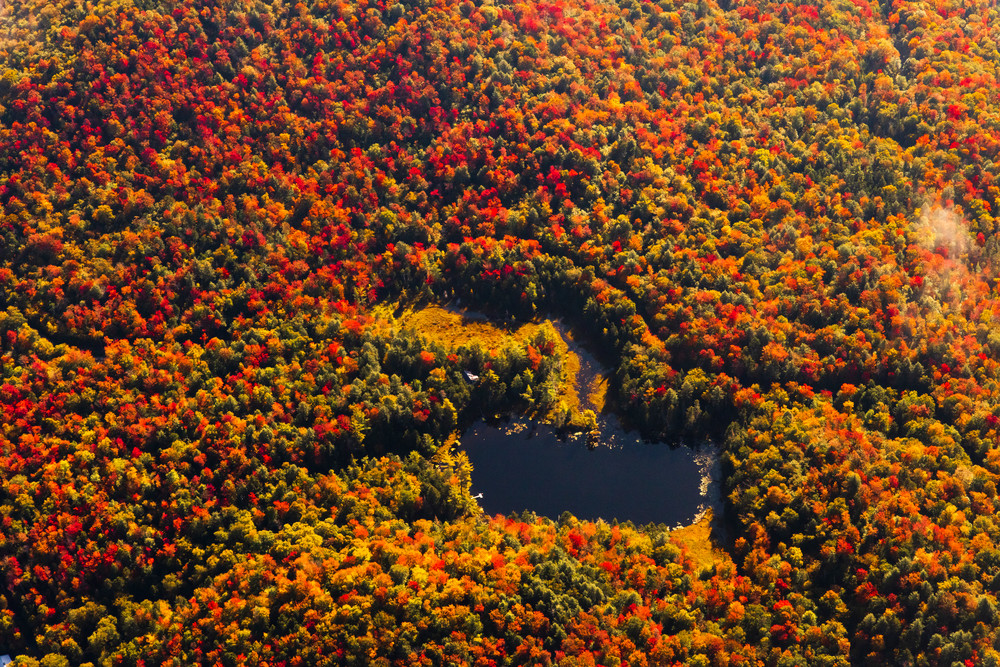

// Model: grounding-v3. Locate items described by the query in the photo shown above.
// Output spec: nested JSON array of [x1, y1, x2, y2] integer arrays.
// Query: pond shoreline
[[460, 414, 724, 530]]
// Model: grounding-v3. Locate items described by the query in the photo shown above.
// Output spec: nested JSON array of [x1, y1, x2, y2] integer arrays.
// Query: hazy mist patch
[[917, 202, 974, 259]]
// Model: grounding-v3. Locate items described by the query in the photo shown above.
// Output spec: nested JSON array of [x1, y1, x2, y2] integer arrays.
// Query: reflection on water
[[461, 416, 722, 527]]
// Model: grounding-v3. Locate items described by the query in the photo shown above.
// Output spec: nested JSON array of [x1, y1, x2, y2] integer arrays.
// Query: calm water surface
[[462, 417, 721, 527]]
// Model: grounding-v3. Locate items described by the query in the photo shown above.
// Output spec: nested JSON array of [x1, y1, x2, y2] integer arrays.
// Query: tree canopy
[[5, 0, 1000, 664]]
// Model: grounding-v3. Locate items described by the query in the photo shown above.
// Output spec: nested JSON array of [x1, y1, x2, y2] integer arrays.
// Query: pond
[[461, 416, 722, 527]]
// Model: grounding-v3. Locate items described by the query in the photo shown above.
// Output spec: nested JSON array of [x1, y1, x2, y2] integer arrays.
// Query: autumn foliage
[[4, 0, 1000, 664]]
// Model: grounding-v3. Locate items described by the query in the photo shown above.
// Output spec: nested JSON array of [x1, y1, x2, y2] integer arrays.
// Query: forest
[[3, 0, 1000, 663]]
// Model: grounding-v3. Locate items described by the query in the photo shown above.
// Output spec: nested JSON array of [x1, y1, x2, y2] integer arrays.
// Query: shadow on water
[[461, 415, 723, 528]]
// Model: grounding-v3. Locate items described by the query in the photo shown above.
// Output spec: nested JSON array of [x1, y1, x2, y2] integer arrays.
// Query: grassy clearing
[[586, 374, 608, 412], [669, 509, 733, 572], [393, 304, 541, 350], [556, 324, 608, 414]]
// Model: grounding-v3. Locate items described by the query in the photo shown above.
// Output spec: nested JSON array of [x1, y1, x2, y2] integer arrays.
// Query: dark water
[[462, 417, 721, 527]]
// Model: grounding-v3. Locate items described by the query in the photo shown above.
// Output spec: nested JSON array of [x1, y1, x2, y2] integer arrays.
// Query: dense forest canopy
[[4, 0, 1000, 664]]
